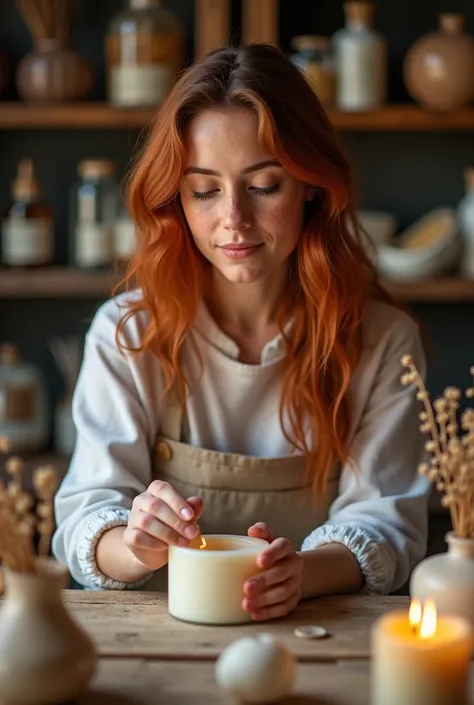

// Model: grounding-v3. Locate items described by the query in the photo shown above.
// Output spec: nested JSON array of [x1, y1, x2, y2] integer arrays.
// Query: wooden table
[[63, 591, 474, 704]]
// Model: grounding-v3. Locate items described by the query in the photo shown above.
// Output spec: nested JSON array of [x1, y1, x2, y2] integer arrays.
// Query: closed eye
[[192, 189, 219, 201], [250, 184, 280, 195]]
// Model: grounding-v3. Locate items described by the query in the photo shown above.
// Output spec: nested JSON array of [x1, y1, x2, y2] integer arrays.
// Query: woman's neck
[[203, 266, 288, 363]]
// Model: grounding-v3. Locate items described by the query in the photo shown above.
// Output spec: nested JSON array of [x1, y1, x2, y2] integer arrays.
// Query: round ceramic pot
[[410, 532, 474, 628], [0, 559, 97, 705], [403, 13, 474, 112], [16, 39, 93, 102]]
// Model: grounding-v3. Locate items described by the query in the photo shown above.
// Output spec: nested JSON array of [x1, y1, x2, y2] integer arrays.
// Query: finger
[[148, 480, 195, 521], [256, 537, 293, 568], [124, 527, 186, 554], [247, 522, 274, 542], [186, 496, 204, 521], [243, 577, 300, 610], [244, 557, 295, 596], [247, 593, 300, 622], [134, 494, 199, 541]]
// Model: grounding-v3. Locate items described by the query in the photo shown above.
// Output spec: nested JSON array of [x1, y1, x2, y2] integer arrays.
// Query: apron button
[[156, 441, 173, 461]]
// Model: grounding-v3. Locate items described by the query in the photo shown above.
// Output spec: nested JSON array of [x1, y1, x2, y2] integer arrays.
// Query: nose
[[223, 192, 252, 232]]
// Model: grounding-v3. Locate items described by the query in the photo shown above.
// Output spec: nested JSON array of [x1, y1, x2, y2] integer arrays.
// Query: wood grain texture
[[194, 0, 231, 61], [242, 0, 279, 46], [63, 592, 408, 660], [79, 659, 474, 705]]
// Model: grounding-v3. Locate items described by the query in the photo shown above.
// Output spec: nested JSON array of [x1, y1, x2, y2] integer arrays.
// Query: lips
[[218, 243, 264, 260]]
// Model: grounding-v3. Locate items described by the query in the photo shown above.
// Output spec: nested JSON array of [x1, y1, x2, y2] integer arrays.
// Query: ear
[[305, 186, 317, 202]]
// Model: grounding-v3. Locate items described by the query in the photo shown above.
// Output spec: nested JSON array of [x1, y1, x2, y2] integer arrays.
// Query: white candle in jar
[[168, 534, 267, 625], [371, 599, 473, 705]]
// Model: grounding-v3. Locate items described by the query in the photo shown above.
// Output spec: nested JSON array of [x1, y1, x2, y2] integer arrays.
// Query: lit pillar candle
[[371, 599, 473, 705], [168, 535, 267, 625]]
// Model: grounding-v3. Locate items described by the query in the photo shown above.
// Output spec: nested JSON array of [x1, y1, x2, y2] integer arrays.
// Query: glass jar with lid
[[70, 160, 120, 269], [291, 35, 336, 107], [105, 0, 184, 107]]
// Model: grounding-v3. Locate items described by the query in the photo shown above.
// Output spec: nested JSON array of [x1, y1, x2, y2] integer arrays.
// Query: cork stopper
[[11, 159, 40, 202], [0, 343, 21, 365], [344, 2, 375, 27], [439, 13, 465, 35], [292, 35, 330, 54], [464, 167, 474, 192], [78, 160, 117, 180]]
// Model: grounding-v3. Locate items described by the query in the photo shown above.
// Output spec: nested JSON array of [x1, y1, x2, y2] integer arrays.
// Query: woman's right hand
[[123, 480, 203, 571]]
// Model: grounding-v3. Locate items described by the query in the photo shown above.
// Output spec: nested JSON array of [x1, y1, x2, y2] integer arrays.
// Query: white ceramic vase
[[410, 532, 474, 628]]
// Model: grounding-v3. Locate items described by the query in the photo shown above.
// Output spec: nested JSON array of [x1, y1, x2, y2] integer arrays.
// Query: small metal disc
[[294, 625, 329, 640]]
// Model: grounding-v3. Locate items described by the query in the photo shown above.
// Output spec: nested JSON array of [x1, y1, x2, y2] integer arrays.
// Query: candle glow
[[371, 597, 473, 705]]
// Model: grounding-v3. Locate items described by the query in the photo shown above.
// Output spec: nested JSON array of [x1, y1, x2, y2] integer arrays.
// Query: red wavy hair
[[118, 44, 398, 493]]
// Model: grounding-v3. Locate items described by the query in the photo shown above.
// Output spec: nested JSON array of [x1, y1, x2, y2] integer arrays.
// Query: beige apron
[[144, 388, 341, 590]]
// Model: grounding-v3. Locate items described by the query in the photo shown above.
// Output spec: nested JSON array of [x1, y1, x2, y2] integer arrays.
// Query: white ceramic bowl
[[376, 207, 461, 282]]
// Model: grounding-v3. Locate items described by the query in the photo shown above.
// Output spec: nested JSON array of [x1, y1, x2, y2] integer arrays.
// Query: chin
[[218, 264, 267, 284]]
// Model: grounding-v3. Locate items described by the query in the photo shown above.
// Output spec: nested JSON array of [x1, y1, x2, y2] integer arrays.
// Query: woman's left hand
[[243, 522, 303, 621]]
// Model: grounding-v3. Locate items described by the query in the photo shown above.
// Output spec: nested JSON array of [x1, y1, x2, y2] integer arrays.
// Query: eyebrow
[[183, 160, 281, 176]]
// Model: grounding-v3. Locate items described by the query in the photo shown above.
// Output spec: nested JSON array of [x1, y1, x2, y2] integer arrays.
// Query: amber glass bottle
[[1, 159, 54, 267], [105, 0, 184, 107]]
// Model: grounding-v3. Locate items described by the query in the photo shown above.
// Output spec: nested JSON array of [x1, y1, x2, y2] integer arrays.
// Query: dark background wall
[[0, 0, 473, 421]]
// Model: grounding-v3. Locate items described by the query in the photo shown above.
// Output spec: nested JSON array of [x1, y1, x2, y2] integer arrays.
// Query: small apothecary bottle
[[1, 159, 54, 267], [0, 343, 49, 454], [332, 1, 387, 111], [291, 35, 335, 107], [70, 160, 120, 269], [105, 0, 184, 107], [457, 167, 474, 278]]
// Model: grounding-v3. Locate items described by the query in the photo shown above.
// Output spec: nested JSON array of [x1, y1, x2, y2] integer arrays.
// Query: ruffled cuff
[[75, 507, 153, 590], [300, 523, 396, 594]]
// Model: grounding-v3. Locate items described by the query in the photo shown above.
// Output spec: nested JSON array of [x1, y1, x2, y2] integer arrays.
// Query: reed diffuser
[[401, 355, 474, 626], [0, 443, 97, 705], [15, 0, 93, 102]]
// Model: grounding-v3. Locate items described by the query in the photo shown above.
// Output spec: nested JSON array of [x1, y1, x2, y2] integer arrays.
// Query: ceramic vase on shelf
[[15, 1, 93, 102], [403, 13, 474, 112], [0, 558, 97, 705], [410, 532, 474, 628]]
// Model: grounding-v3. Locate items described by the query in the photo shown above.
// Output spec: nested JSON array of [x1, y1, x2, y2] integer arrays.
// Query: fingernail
[[185, 525, 198, 539], [180, 507, 193, 520], [246, 580, 257, 592]]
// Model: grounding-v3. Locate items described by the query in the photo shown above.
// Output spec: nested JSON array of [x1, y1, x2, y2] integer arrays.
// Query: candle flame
[[408, 598, 422, 630], [420, 599, 437, 639], [199, 536, 207, 550]]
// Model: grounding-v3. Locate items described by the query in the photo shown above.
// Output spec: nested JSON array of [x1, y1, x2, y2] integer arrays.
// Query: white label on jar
[[111, 64, 172, 106], [75, 223, 114, 268], [114, 216, 136, 259], [2, 219, 53, 266], [337, 37, 386, 110]]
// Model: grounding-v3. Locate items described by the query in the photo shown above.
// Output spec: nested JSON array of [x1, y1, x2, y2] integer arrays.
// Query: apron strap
[[160, 384, 185, 442]]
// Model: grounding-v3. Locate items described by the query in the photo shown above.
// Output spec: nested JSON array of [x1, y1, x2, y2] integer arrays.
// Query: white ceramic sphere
[[215, 633, 296, 703]]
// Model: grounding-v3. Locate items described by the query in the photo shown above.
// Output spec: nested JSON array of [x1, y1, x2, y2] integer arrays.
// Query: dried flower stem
[[401, 358, 474, 539], [0, 447, 59, 584]]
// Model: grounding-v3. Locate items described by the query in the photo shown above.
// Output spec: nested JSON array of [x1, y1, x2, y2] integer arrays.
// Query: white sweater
[[52, 292, 430, 593]]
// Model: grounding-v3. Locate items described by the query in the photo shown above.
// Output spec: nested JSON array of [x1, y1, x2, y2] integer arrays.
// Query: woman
[[53, 44, 429, 621]]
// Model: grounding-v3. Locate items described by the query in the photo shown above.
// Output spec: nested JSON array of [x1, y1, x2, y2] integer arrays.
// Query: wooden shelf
[[0, 268, 474, 301], [1, 103, 474, 131], [383, 278, 474, 302], [0, 102, 155, 130], [0, 266, 122, 298], [328, 105, 474, 131]]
